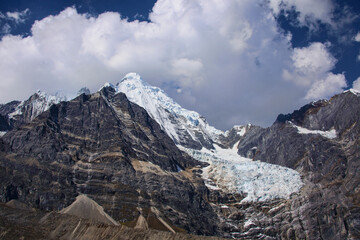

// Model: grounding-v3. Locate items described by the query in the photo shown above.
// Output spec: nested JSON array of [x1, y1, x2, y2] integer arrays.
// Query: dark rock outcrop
[[0, 88, 218, 235], [0, 100, 20, 131]]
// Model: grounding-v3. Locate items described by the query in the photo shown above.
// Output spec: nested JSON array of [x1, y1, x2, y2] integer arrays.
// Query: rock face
[[0, 87, 218, 235], [227, 90, 360, 239], [0, 91, 67, 132], [0, 100, 20, 131]]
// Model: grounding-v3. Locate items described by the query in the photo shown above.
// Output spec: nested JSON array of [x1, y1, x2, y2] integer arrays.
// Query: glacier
[[178, 144, 303, 203], [114, 73, 304, 203]]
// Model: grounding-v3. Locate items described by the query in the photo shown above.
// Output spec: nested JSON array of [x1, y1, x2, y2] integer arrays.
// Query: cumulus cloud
[[283, 42, 346, 100], [0, 1, 345, 129], [267, 0, 334, 26], [353, 77, 360, 91], [305, 73, 346, 99]]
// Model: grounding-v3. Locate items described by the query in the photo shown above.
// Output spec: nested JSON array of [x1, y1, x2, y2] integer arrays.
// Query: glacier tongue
[[179, 144, 303, 203]]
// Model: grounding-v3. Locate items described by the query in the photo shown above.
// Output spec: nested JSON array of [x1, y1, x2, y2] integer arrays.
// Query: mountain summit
[[105, 73, 223, 149]]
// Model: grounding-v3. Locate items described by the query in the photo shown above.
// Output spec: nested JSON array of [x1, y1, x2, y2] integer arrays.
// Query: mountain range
[[0, 73, 359, 239]]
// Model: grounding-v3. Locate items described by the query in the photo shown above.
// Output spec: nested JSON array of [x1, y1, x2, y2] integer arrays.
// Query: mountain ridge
[[0, 73, 359, 238]]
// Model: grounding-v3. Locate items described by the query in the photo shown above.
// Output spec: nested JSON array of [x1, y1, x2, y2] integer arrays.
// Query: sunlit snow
[[346, 89, 360, 96], [291, 123, 337, 139], [114, 73, 223, 144], [179, 143, 303, 203], [9, 90, 73, 120]]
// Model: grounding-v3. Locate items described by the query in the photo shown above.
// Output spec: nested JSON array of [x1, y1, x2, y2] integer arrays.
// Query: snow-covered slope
[[290, 122, 337, 139], [9, 90, 70, 121], [110, 73, 223, 149]]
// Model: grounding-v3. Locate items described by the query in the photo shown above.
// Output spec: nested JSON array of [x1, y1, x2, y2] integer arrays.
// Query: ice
[[179, 145, 303, 203]]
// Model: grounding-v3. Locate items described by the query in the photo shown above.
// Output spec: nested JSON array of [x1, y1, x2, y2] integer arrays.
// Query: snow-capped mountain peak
[[8, 89, 80, 122], [114, 73, 223, 149], [9, 90, 67, 120]]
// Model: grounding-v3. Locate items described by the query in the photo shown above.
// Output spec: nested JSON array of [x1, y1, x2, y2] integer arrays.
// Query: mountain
[[0, 74, 359, 239], [0, 86, 218, 236], [115, 74, 303, 203], [114, 73, 223, 149], [0, 90, 69, 132], [227, 89, 360, 239]]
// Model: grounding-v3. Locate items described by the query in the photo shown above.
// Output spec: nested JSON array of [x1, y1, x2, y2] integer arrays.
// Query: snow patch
[[291, 123, 337, 139], [0, 131, 6, 137], [176, 164, 183, 172], [345, 89, 360, 96], [225, 124, 252, 137]]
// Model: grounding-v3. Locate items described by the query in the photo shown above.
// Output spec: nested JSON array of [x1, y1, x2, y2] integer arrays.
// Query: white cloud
[[353, 77, 360, 91], [171, 58, 204, 86], [267, 0, 334, 26], [0, 9, 30, 24], [305, 73, 346, 99], [0, 1, 344, 129], [283, 42, 346, 100], [355, 32, 360, 42]]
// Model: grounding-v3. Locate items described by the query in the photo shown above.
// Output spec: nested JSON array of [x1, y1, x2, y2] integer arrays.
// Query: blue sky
[[0, 0, 359, 130]]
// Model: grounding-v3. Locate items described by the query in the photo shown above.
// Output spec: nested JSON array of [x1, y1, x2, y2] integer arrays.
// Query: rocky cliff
[[0, 87, 218, 236], [223, 90, 360, 239]]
